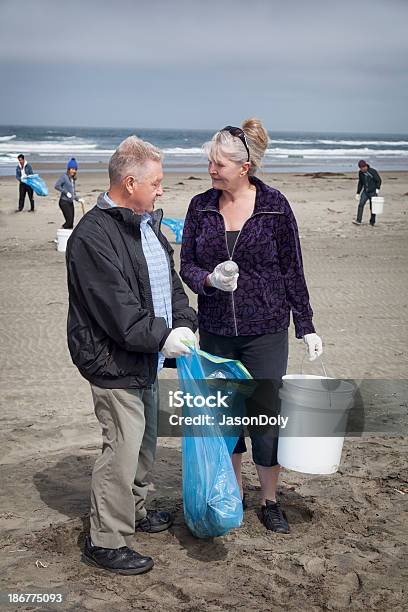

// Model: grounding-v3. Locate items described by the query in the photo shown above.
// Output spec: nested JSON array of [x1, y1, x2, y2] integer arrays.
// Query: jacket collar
[[198, 175, 280, 214], [96, 192, 163, 233]]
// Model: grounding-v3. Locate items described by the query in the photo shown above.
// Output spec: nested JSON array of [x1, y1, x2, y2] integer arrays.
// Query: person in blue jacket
[[15, 154, 35, 212], [54, 158, 84, 229]]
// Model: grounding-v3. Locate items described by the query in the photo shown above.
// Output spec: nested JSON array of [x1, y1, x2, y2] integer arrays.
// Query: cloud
[[0, 0, 407, 131], [1, 0, 407, 69]]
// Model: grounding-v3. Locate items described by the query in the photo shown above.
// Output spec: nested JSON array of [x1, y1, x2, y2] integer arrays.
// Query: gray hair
[[203, 118, 269, 176], [108, 135, 163, 184]]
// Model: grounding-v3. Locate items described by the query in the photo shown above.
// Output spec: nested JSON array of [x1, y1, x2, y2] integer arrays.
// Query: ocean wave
[[0, 134, 16, 142], [317, 139, 408, 146], [162, 147, 204, 156], [37, 149, 114, 157], [269, 139, 315, 145], [265, 147, 408, 158], [0, 139, 100, 153]]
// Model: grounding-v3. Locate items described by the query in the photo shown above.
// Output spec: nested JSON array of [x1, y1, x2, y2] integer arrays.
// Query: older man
[[66, 136, 197, 575]]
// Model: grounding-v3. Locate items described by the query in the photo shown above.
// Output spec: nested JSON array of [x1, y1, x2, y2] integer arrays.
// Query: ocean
[[1, 125, 407, 175]]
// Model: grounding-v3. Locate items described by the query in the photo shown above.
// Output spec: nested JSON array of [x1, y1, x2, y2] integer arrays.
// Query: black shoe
[[28, 209, 35, 212], [82, 536, 153, 575], [136, 510, 173, 533], [15, 209, 23, 213], [352, 220, 362, 226], [260, 500, 290, 534], [370, 222, 375, 227]]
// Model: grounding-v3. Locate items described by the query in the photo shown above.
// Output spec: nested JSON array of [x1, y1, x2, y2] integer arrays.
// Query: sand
[[0, 168, 407, 611]]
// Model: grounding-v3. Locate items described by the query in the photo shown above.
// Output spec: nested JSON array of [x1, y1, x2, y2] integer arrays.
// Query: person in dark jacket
[[55, 158, 84, 229], [353, 159, 382, 226], [15, 154, 35, 212], [180, 119, 322, 534], [66, 136, 197, 575]]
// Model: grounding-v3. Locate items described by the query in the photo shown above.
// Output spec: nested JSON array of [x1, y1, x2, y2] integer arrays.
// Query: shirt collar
[[103, 192, 151, 221], [103, 191, 117, 208]]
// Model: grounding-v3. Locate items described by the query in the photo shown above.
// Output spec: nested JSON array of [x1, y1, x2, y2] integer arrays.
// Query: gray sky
[[1, 0, 407, 133]]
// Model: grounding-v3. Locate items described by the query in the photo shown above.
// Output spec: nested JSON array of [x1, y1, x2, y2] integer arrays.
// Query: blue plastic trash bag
[[22, 174, 48, 196], [162, 218, 185, 243], [177, 346, 252, 538]]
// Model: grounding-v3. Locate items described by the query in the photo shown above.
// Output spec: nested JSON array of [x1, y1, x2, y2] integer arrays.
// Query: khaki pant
[[89, 382, 159, 548]]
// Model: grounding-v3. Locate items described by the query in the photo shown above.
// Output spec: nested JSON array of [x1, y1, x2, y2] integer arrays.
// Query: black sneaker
[[260, 500, 290, 533], [136, 510, 173, 533], [82, 536, 153, 575]]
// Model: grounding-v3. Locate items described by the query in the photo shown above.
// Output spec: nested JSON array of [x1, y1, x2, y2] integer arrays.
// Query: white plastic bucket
[[277, 374, 354, 474], [56, 229, 73, 252], [371, 196, 384, 215]]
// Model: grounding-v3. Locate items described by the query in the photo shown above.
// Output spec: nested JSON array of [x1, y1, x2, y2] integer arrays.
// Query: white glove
[[208, 261, 239, 292], [78, 198, 85, 204], [303, 333, 323, 361], [162, 327, 197, 358], [355, 194, 360, 201], [376, 189, 380, 195], [66, 192, 72, 199]]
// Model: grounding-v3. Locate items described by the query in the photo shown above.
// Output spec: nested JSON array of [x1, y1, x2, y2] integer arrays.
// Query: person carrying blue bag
[[15, 154, 35, 212], [66, 136, 197, 576]]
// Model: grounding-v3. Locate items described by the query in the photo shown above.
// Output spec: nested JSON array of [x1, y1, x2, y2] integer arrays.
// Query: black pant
[[59, 198, 74, 229], [199, 329, 289, 467], [18, 182, 34, 211], [357, 191, 376, 225]]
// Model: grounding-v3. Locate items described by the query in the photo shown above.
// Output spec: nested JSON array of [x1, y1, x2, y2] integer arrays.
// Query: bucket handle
[[300, 354, 329, 377], [300, 355, 333, 410]]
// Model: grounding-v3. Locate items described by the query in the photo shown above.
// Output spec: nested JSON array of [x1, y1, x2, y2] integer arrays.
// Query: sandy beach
[[0, 167, 407, 611]]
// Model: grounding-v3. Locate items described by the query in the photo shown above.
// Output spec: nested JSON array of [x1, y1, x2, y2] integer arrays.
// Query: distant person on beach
[[66, 136, 197, 575], [180, 118, 323, 535], [54, 158, 84, 229], [353, 159, 382, 226], [15, 154, 35, 212]]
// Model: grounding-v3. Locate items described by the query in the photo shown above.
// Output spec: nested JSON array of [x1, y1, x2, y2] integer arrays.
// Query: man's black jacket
[[357, 165, 382, 197], [66, 198, 197, 388]]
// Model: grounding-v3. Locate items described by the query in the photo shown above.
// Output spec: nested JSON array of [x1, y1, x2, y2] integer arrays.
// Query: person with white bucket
[[54, 158, 84, 229], [352, 159, 382, 227], [181, 118, 323, 534]]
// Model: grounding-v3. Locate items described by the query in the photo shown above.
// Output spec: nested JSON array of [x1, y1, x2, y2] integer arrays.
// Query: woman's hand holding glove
[[303, 333, 323, 361], [162, 327, 197, 358], [208, 261, 239, 292]]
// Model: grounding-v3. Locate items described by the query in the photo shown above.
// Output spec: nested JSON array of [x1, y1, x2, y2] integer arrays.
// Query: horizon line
[[0, 124, 407, 138]]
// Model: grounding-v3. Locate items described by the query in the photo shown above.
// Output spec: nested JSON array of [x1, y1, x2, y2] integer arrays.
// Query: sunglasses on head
[[221, 125, 250, 162]]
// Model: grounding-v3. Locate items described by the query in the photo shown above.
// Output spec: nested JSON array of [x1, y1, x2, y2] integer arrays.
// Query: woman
[[55, 158, 84, 229], [180, 118, 323, 534]]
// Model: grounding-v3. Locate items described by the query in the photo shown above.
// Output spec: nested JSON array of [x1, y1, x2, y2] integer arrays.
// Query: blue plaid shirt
[[101, 193, 172, 371]]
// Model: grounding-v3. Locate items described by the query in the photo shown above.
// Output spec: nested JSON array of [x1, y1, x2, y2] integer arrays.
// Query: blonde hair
[[203, 117, 269, 175], [109, 135, 163, 184]]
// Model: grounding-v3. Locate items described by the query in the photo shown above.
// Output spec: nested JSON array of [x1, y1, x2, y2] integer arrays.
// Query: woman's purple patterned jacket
[[180, 176, 315, 339]]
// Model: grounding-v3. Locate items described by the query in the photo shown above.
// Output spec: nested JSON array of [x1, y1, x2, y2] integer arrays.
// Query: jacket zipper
[[198, 209, 283, 336]]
